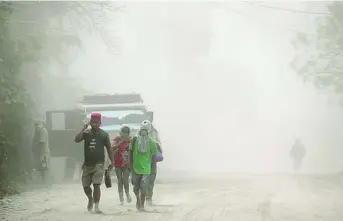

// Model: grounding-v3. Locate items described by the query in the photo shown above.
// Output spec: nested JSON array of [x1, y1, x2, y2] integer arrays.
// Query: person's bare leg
[[139, 175, 149, 211], [115, 167, 124, 204], [83, 186, 94, 212], [93, 184, 102, 213], [123, 168, 132, 203], [135, 193, 141, 210], [132, 173, 141, 210], [146, 173, 156, 205], [140, 194, 146, 211]]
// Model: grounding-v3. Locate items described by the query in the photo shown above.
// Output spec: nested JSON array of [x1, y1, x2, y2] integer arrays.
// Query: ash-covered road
[[1, 174, 343, 221]]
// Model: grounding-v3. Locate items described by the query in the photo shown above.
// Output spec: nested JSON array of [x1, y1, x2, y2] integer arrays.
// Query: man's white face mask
[[140, 129, 148, 136]]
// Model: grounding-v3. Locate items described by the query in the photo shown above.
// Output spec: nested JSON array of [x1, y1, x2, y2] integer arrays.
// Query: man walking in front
[[74, 113, 113, 213], [129, 121, 157, 211]]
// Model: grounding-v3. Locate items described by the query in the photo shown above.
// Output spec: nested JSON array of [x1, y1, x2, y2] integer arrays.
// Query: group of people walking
[[28, 107, 309, 217], [74, 112, 162, 213]]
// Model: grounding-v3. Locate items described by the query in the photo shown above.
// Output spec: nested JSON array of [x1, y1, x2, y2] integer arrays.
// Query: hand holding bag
[[104, 169, 112, 188]]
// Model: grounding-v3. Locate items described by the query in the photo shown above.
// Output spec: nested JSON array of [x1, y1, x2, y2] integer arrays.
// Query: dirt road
[[1, 174, 343, 221]]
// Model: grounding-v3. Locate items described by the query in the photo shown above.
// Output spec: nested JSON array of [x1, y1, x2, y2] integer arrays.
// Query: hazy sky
[[69, 2, 343, 173]]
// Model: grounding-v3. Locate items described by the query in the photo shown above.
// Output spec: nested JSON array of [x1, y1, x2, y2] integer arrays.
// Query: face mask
[[140, 130, 148, 136]]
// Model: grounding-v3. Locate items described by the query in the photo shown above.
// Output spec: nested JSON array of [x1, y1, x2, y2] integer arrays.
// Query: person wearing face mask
[[31, 120, 50, 181], [141, 120, 164, 206], [111, 125, 132, 205], [128, 121, 157, 211]]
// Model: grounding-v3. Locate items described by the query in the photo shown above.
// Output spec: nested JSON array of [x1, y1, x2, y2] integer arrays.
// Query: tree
[[0, 2, 33, 197], [7, 1, 121, 116], [290, 2, 343, 94], [0, 1, 120, 197]]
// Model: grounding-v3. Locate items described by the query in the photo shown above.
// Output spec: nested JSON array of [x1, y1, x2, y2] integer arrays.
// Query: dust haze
[[22, 2, 343, 174]]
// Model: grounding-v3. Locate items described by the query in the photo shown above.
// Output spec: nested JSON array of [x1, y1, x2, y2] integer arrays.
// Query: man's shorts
[[82, 164, 104, 187], [131, 172, 150, 196]]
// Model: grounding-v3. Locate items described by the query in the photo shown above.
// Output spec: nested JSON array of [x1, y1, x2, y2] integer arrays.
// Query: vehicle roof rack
[[82, 93, 143, 104]]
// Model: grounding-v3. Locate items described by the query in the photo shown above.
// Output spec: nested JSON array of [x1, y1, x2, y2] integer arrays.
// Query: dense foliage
[[0, 1, 119, 198], [0, 2, 28, 197], [291, 2, 343, 94]]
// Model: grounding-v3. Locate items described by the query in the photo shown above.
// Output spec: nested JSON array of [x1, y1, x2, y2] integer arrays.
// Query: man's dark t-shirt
[[82, 129, 111, 166]]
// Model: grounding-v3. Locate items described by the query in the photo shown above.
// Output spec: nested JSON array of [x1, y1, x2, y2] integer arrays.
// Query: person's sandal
[[127, 194, 132, 203], [87, 198, 94, 212], [139, 205, 146, 212], [94, 203, 103, 214], [136, 198, 142, 211], [146, 198, 153, 206]]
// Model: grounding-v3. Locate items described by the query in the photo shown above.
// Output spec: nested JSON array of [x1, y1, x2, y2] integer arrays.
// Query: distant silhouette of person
[[289, 139, 306, 172]]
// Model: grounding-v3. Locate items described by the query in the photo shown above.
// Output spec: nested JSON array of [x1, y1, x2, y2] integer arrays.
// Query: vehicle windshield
[[86, 109, 146, 131]]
